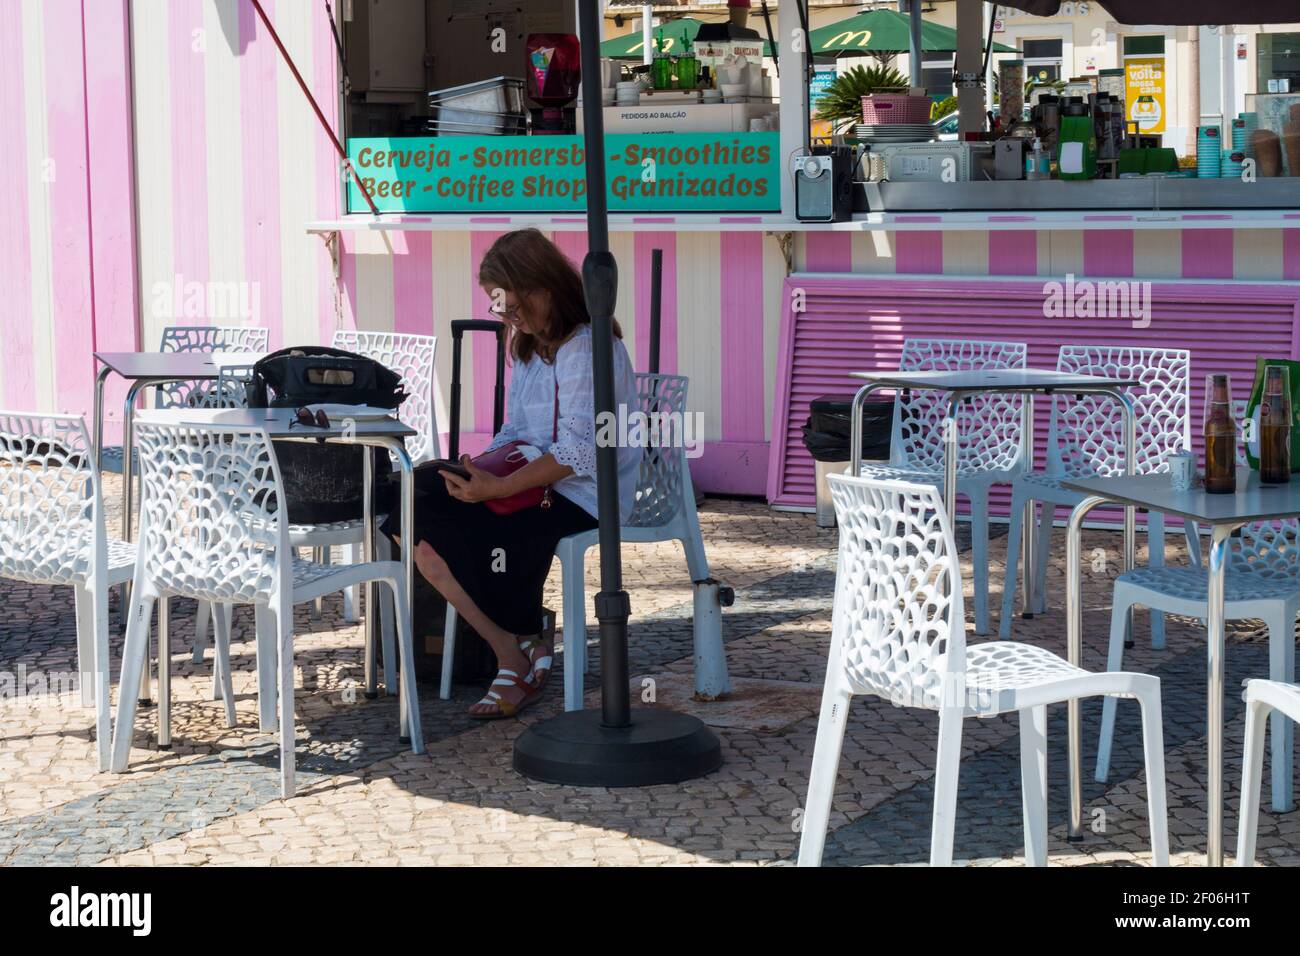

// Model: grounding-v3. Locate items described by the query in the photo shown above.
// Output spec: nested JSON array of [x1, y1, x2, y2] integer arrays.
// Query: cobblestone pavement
[[2, 478, 1298, 866]]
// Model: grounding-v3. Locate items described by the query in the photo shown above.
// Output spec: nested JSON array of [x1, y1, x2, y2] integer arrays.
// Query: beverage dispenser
[[526, 33, 581, 135]]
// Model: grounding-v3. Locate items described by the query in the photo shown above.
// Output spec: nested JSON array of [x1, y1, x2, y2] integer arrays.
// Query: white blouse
[[485, 325, 640, 521]]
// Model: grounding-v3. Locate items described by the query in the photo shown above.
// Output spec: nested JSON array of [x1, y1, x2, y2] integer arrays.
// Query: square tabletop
[[1063, 469, 1300, 526], [136, 407, 416, 441], [95, 351, 265, 380], [849, 369, 1140, 393]]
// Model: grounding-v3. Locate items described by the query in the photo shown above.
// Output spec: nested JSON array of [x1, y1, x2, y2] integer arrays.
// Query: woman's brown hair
[[478, 228, 622, 363]]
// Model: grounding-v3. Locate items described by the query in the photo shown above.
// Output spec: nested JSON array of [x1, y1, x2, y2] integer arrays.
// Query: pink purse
[[473, 377, 559, 516]]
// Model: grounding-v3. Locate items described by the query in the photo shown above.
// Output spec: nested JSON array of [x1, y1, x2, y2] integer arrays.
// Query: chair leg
[[212, 602, 237, 729], [253, 605, 278, 733], [192, 600, 210, 664], [73, 584, 95, 708], [210, 604, 232, 701], [968, 489, 991, 636], [90, 580, 112, 773], [273, 599, 296, 799], [1019, 705, 1049, 866], [1095, 594, 1133, 782], [930, 706, 964, 867], [1236, 697, 1271, 867], [342, 543, 361, 623], [1147, 510, 1167, 650], [109, 587, 157, 773], [559, 542, 588, 712], [388, 578, 424, 754], [679, 463, 711, 582], [1266, 608, 1296, 812], [1133, 681, 1170, 866], [999, 486, 1028, 639], [797, 684, 853, 867], [376, 535, 397, 695], [439, 604, 457, 701], [1032, 502, 1055, 615], [311, 548, 326, 619]]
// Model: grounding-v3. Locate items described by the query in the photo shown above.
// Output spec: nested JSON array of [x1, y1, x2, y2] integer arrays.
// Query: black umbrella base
[[513, 707, 722, 787]]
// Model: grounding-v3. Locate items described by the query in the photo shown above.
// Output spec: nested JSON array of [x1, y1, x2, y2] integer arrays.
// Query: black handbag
[[250, 347, 407, 524]]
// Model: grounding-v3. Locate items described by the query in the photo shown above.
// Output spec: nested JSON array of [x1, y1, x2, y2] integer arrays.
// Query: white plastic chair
[[99, 325, 270, 474], [797, 473, 1169, 867], [999, 346, 1195, 645], [109, 420, 423, 797], [858, 338, 1029, 636], [1096, 519, 1300, 811], [439, 373, 723, 712], [1237, 679, 1300, 865], [0, 412, 136, 771]]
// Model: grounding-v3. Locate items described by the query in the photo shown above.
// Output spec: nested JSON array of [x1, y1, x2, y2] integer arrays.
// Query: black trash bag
[[801, 394, 894, 462], [249, 346, 406, 525]]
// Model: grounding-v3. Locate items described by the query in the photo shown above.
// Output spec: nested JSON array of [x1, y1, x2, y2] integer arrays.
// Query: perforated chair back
[[625, 373, 691, 529], [332, 330, 438, 464]]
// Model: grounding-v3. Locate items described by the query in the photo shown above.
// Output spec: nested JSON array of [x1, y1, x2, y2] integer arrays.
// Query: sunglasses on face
[[290, 407, 330, 430], [488, 304, 521, 320]]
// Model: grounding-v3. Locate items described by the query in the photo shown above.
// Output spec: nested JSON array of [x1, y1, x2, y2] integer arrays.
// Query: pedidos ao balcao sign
[[347, 132, 779, 213]]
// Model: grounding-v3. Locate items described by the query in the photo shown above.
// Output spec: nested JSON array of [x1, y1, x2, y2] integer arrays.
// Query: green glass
[[652, 55, 674, 90], [676, 55, 698, 90]]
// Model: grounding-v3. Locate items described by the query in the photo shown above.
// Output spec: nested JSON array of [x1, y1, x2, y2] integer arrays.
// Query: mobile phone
[[430, 459, 472, 481]]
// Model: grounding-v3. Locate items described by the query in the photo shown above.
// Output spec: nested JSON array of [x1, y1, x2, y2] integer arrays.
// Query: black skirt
[[380, 465, 598, 636]]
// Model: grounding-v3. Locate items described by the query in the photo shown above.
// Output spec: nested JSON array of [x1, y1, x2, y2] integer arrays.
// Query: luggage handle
[[448, 319, 507, 458]]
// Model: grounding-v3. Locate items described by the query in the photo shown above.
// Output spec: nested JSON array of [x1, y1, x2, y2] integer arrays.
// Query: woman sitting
[[384, 228, 639, 718]]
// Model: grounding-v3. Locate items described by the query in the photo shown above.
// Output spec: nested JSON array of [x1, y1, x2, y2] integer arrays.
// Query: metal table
[[849, 368, 1139, 622], [1063, 469, 1300, 866], [93, 351, 264, 702], [134, 407, 421, 750]]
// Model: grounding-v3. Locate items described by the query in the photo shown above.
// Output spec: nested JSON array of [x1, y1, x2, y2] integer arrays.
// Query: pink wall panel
[[43, 0, 96, 417], [803, 231, 851, 272], [313, 3, 342, 346], [469, 231, 505, 433], [168, 0, 210, 323], [720, 231, 766, 441], [392, 232, 433, 335], [239, 0, 282, 347], [1083, 228, 1134, 278], [988, 230, 1038, 276], [1182, 229, 1234, 280], [895, 231, 943, 274], [0, 1, 36, 409], [1286, 229, 1300, 281]]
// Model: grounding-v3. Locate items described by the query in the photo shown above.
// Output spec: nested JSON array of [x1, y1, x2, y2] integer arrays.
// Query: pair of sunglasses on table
[[290, 407, 331, 430]]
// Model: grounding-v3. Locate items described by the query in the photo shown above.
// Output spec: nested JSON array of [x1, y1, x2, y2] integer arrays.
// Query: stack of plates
[[852, 123, 936, 144], [1196, 125, 1223, 178]]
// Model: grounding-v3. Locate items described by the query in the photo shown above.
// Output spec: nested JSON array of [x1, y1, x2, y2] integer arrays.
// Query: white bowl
[[720, 83, 747, 99]]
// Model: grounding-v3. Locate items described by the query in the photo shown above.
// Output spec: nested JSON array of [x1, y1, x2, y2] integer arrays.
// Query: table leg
[[92, 365, 111, 468], [1066, 494, 1110, 840], [1020, 393, 1036, 616], [1112, 389, 1138, 645], [1206, 523, 1234, 867], [121, 379, 151, 705], [157, 596, 171, 749], [386, 439, 419, 748], [363, 449, 378, 700], [849, 382, 884, 476], [942, 394, 960, 522]]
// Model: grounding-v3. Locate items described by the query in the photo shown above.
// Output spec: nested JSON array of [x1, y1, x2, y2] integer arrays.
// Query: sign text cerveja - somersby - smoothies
[[346, 133, 779, 213]]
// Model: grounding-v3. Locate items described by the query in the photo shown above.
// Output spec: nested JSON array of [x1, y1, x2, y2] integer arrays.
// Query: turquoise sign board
[[346, 132, 779, 214]]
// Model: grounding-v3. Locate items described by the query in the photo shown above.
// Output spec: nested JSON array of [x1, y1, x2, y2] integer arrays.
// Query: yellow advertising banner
[[1125, 56, 1166, 134]]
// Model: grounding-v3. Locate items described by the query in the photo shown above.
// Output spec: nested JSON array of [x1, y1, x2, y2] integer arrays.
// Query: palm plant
[[814, 64, 910, 131]]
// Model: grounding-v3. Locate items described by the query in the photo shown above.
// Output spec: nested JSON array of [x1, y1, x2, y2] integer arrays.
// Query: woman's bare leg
[[411, 541, 531, 714]]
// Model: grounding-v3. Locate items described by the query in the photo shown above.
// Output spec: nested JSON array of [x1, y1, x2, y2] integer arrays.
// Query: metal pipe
[[1206, 523, 1234, 866], [1066, 494, 1109, 839], [363, 444, 377, 699], [1021, 393, 1036, 616], [579, 0, 631, 730], [648, 248, 663, 375]]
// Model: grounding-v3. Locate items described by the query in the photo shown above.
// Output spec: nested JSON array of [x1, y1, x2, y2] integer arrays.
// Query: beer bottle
[[1203, 373, 1236, 495], [1260, 365, 1292, 485]]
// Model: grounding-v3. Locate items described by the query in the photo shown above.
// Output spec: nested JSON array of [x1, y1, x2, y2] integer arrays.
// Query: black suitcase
[[410, 320, 507, 684]]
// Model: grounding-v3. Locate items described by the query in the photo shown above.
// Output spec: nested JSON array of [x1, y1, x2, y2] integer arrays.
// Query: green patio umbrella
[[600, 16, 774, 59], [808, 9, 1015, 57]]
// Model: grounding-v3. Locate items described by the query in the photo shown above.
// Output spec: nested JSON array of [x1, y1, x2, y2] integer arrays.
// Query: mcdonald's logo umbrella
[[600, 16, 775, 58], [808, 9, 1015, 56]]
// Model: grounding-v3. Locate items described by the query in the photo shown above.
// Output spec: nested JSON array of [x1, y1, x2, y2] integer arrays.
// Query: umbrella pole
[[512, 0, 721, 788]]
